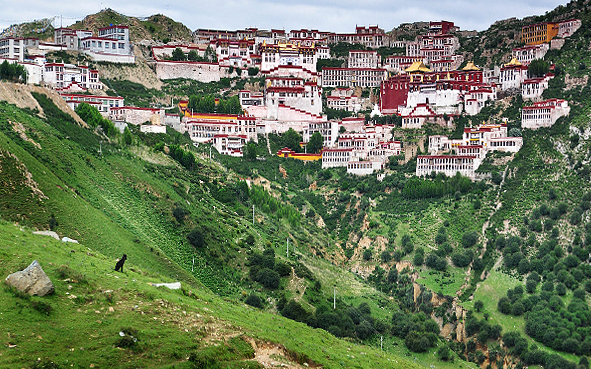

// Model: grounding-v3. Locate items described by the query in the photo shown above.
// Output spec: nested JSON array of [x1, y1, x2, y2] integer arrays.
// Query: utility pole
[[286, 238, 289, 258], [333, 288, 336, 310], [381, 336, 383, 351], [192, 257, 195, 272], [252, 205, 255, 224]]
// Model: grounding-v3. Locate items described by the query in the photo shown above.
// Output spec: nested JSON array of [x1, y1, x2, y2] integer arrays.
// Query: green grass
[[417, 267, 467, 297], [463, 269, 580, 363], [0, 220, 424, 369]]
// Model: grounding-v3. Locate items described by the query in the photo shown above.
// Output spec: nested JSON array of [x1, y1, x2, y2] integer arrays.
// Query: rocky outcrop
[[5, 260, 55, 296]]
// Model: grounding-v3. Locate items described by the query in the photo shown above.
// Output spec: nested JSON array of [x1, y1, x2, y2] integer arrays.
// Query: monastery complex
[[0, 16, 579, 179]]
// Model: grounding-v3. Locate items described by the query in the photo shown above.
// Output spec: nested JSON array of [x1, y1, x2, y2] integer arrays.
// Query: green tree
[[528, 59, 549, 78], [244, 141, 257, 161], [172, 47, 186, 61], [281, 128, 302, 152], [123, 126, 132, 145], [187, 228, 205, 248], [187, 50, 199, 61], [307, 132, 324, 153]]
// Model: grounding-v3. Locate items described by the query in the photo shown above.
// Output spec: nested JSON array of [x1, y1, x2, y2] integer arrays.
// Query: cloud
[[0, 0, 569, 35]]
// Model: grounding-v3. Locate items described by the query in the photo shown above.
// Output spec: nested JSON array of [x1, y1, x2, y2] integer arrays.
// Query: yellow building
[[521, 22, 558, 45]]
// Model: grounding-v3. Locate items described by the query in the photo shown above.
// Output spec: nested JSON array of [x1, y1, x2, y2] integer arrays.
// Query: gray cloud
[[0, 0, 569, 35]]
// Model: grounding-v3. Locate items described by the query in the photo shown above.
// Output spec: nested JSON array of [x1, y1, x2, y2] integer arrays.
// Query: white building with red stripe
[[522, 99, 570, 129]]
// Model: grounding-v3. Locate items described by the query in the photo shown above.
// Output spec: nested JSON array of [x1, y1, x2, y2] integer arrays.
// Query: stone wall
[[155, 61, 223, 83]]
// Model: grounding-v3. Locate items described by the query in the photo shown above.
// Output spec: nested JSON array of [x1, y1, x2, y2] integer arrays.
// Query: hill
[[0, 85, 448, 368], [5, 2, 591, 368], [68, 8, 193, 44]]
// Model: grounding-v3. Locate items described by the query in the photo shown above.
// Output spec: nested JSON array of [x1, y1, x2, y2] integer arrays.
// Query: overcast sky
[[0, 0, 571, 34]]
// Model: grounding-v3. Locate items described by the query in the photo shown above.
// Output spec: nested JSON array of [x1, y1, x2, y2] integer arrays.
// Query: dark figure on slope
[[114, 254, 127, 272]]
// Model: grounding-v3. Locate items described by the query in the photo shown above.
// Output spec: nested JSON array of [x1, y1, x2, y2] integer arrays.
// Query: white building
[[347, 161, 384, 175], [521, 74, 553, 100], [80, 25, 134, 63], [303, 120, 339, 148], [322, 148, 352, 168], [265, 76, 323, 119], [521, 98, 570, 129], [0, 38, 24, 61], [348, 50, 381, 69], [384, 56, 423, 73], [512, 44, 549, 65], [213, 39, 257, 67], [212, 134, 247, 157], [326, 88, 361, 112], [260, 41, 317, 74], [54, 28, 93, 50], [239, 90, 264, 108], [416, 155, 476, 178], [44, 63, 101, 90], [321, 67, 387, 88], [328, 26, 391, 49], [109, 106, 165, 125], [59, 93, 124, 117], [558, 19, 582, 38], [499, 58, 529, 90]]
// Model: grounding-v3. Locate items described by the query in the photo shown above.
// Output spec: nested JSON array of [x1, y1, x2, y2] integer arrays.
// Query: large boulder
[[5, 260, 55, 296]]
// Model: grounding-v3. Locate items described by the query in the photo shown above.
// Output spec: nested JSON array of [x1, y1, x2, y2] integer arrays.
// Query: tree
[[282, 128, 302, 152], [363, 249, 372, 261], [437, 344, 452, 361], [172, 47, 186, 61], [474, 300, 484, 312], [187, 50, 199, 61], [528, 59, 549, 78], [245, 294, 263, 308], [187, 228, 205, 248], [244, 141, 257, 161], [307, 132, 324, 153], [256, 268, 280, 289], [462, 231, 479, 248], [123, 126, 133, 145]]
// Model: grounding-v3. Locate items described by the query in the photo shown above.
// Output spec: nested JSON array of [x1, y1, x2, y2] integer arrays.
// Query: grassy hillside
[[0, 90, 459, 368], [0, 220, 428, 369]]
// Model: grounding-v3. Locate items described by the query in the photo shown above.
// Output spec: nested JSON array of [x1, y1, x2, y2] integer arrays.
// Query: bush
[[437, 344, 452, 361], [245, 294, 263, 309], [363, 249, 372, 261], [281, 299, 308, 323], [274, 261, 291, 277], [462, 231, 479, 248], [187, 228, 205, 248], [256, 268, 280, 289]]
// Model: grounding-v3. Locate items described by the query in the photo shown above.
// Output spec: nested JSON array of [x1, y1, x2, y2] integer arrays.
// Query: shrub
[[498, 297, 511, 314], [462, 231, 479, 248], [256, 268, 280, 289], [274, 261, 291, 277], [187, 228, 205, 248], [281, 299, 308, 322], [437, 344, 452, 361], [245, 294, 263, 309]]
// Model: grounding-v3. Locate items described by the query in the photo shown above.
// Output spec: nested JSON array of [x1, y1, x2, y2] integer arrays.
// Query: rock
[[32, 231, 59, 240], [5, 260, 55, 296], [150, 282, 181, 290], [61, 237, 79, 243]]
